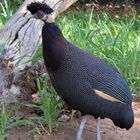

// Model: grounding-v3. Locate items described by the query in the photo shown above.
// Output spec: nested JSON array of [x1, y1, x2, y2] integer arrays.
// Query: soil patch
[[8, 102, 140, 140]]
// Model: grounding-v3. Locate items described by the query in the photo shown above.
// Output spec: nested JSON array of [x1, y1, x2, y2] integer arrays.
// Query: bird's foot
[[96, 134, 101, 140], [75, 137, 84, 140], [96, 117, 101, 140], [75, 116, 87, 140]]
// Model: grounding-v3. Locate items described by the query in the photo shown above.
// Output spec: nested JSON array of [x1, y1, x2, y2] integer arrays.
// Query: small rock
[[58, 114, 70, 122], [33, 135, 40, 140], [32, 92, 40, 104]]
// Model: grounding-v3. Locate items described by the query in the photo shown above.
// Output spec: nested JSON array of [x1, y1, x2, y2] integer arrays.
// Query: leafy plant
[[0, 0, 23, 25], [0, 101, 8, 140], [37, 78, 62, 133], [25, 78, 62, 134], [0, 0, 13, 24], [0, 100, 35, 139], [7, 102, 34, 129]]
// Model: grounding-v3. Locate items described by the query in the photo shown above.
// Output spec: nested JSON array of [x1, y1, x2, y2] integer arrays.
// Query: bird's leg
[[75, 115, 87, 140], [96, 117, 101, 140]]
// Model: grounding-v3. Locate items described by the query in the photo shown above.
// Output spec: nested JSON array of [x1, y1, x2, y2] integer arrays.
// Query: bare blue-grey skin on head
[[27, 2, 134, 130]]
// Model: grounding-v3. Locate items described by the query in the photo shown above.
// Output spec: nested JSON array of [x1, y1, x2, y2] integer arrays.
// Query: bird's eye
[[46, 8, 53, 14]]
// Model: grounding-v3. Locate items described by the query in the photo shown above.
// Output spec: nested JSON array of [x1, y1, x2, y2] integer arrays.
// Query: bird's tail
[[112, 104, 134, 130]]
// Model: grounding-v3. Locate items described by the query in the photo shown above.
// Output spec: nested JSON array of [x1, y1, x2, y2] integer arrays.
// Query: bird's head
[[27, 2, 54, 22]]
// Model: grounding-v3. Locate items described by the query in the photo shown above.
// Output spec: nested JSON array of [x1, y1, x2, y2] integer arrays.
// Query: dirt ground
[[8, 102, 140, 140]]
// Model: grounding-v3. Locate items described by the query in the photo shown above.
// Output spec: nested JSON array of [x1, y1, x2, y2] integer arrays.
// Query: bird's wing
[[85, 55, 132, 104]]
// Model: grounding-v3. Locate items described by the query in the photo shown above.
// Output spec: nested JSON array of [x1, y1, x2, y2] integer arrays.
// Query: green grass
[[36, 78, 62, 133], [0, 101, 34, 139], [0, 101, 8, 140], [0, 0, 23, 25], [0, 81, 62, 138], [24, 78, 62, 134]]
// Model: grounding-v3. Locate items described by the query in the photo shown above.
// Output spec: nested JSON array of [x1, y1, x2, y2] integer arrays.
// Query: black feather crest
[[27, 2, 53, 15]]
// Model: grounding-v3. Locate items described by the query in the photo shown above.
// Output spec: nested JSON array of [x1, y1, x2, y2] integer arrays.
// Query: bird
[[27, 2, 134, 140]]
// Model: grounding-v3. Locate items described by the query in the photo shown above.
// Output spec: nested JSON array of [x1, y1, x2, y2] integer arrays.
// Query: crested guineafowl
[[27, 2, 134, 140]]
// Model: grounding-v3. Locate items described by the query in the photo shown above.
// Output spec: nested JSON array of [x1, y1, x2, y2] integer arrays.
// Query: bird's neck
[[42, 22, 68, 71]]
